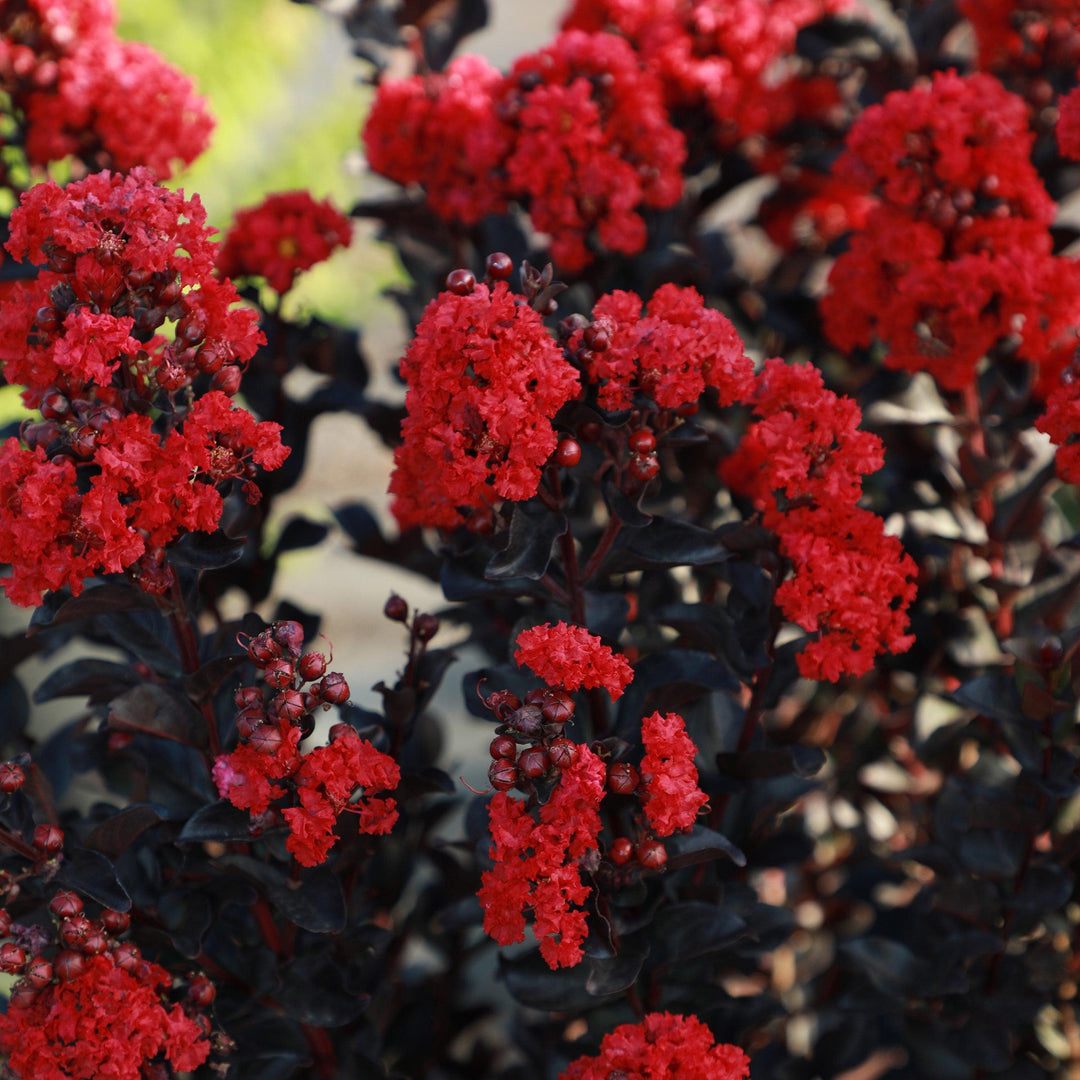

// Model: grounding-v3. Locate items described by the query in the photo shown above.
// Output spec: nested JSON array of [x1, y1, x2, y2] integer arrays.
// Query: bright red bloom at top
[[572, 284, 753, 412], [958, 0, 1080, 83], [515, 622, 634, 699], [389, 281, 580, 531], [216, 190, 354, 294], [0, 953, 210, 1080], [559, 1012, 750, 1080], [639, 711, 709, 835]]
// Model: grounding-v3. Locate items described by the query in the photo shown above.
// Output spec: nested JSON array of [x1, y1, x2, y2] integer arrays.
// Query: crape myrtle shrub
[[3, 1, 1080, 1079]]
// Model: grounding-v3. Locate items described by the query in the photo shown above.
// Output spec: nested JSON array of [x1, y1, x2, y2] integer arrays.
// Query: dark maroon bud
[[261, 658, 295, 691], [101, 909, 130, 935], [488, 760, 519, 791], [234, 686, 262, 710], [70, 425, 98, 458], [523, 688, 546, 706], [8, 983, 38, 1009], [177, 312, 207, 344], [0, 909, 11, 937], [485, 689, 521, 721], [414, 613, 439, 642], [629, 429, 656, 454], [0, 763, 25, 794], [235, 705, 264, 739], [49, 891, 83, 919], [46, 246, 76, 274], [446, 268, 476, 295], [0, 943, 26, 973], [316, 672, 350, 705], [55, 950, 86, 981], [578, 421, 602, 442], [211, 365, 243, 395], [628, 453, 660, 483], [81, 931, 108, 956], [33, 824, 64, 855], [249, 724, 283, 756], [554, 438, 581, 468], [272, 621, 305, 659], [59, 915, 90, 948], [87, 406, 122, 433], [675, 401, 699, 417], [489, 735, 518, 760], [195, 344, 224, 373], [39, 389, 70, 420], [518, 747, 551, 779], [328, 722, 354, 742], [384, 595, 409, 622], [485, 252, 513, 281], [35, 305, 62, 333], [557, 313, 589, 341], [547, 738, 578, 769], [22, 421, 61, 450], [111, 942, 141, 972], [24, 957, 52, 989], [126, 266, 152, 288], [247, 631, 280, 666], [275, 689, 307, 722], [609, 837, 634, 865], [301, 690, 320, 714], [583, 323, 610, 351], [637, 839, 667, 870], [298, 653, 328, 681], [607, 762, 640, 795], [188, 976, 216, 1006], [506, 704, 543, 737], [540, 691, 574, 725]]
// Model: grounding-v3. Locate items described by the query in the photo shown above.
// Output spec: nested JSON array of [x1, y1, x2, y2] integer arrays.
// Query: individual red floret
[[639, 711, 709, 835], [216, 191, 353, 294], [515, 622, 634, 699], [389, 281, 580, 530], [559, 1011, 750, 1080]]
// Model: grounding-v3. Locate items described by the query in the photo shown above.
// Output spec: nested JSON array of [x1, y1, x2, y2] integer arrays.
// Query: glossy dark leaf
[[169, 531, 247, 570], [33, 659, 142, 705], [274, 516, 330, 555], [218, 855, 346, 933], [179, 800, 254, 844], [486, 505, 567, 581], [584, 941, 648, 997], [108, 684, 204, 747], [183, 654, 246, 704], [55, 847, 131, 911], [647, 903, 746, 966], [28, 583, 155, 635], [607, 516, 730, 571], [500, 950, 618, 1011], [85, 804, 162, 858], [665, 825, 747, 869], [601, 473, 652, 527], [158, 888, 213, 958]]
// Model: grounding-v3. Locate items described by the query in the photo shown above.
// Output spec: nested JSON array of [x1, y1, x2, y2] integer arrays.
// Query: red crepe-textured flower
[[573, 284, 753, 411], [478, 743, 607, 968], [822, 71, 1080, 393], [1059, 83, 1080, 158], [639, 712, 709, 835], [504, 31, 685, 271], [760, 171, 877, 253], [958, 0, 1080, 88], [0, 953, 210, 1080], [212, 718, 304, 816], [1036, 369, 1080, 484], [0, 0, 212, 179], [562, 0, 848, 145], [559, 1012, 750, 1080], [216, 191, 353, 294], [389, 281, 580, 530], [515, 622, 634, 699], [363, 54, 512, 225]]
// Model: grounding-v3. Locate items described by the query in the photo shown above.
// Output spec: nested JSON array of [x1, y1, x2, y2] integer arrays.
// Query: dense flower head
[[0, 0, 212, 179], [504, 30, 685, 271], [958, 0, 1080, 83], [362, 53, 513, 225], [216, 190, 353, 293], [562, 0, 848, 144], [571, 284, 753, 411], [723, 359, 917, 680], [639, 711, 709, 835], [559, 1012, 750, 1080], [478, 743, 607, 968], [515, 622, 634, 699], [389, 281, 580, 530], [822, 71, 1080, 392], [1037, 367, 1080, 484], [0, 952, 210, 1080]]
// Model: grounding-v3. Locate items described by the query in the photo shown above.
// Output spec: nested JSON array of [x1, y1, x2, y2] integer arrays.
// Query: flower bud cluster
[[0, 890, 212, 1080], [484, 687, 579, 793]]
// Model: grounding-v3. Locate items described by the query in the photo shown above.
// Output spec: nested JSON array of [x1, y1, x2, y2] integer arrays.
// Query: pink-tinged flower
[[559, 1012, 750, 1080], [478, 744, 607, 968], [216, 191, 353, 294], [389, 282, 580, 531], [515, 622, 634, 699], [640, 711, 709, 835]]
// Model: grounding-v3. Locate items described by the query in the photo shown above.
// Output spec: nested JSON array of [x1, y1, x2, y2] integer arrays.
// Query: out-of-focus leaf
[[86, 805, 162, 858], [178, 800, 254, 844], [28, 583, 155, 635], [108, 685, 204, 747], [55, 847, 131, 911], [33, 659, 143, 705]]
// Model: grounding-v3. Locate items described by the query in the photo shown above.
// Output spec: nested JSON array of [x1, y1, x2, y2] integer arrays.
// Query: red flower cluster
[[216, 190, 354, 294], [821, 70, 1080, 393], [559, 1012, 750, 1080], [639, 711, 709, 835], [562, 0, 847, 145], [1059, 83, 1080, 158], [723, 359, 917, 680], [570, 284, 753, 412], [212, 622, 398, 866], [0, 0, 212, 179], [515, 622, 634, 700], [363, 32, 685, 270], [389, 280, 579, 531], [0, 892, 211, 1080], [478, 743, 607, 969]]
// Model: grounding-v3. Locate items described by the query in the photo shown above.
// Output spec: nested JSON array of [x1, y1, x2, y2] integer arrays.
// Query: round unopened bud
[[485, 690, 521, 721], [39, 390, 70, 420], [636, 838, 667, 870], [261, 658, 295, 691], [49, 891, 83, 919], [675, 401, 699, 418], [234, 686, 262, 710], [554, 438, 581, 468], [414, 614, 439, 642], [298, 653, 328, 681], [583, 323, 610, 352], [384, 595, 409, 622], [485, 252, 513, 281], [607, 762, 640, 796], [55, 950, 86, 981], [25, 958, 53, 989], [247, 631, 280, 666], [235, 705, 264, 740], [101, 910, 130, 935], [506, 704, 543, 737], [628, 453, 660, 483], [489, 735, 518, 761], [0, 943, 26, 973], [316, 672, 350, 705], [629, 429, 656, 454], [273, 621, 305, 659], [33, 824, 64, 855], [609, 837, 634, 866], [81, 931, 108, 956], [112, 943, 141, 972], [518, 747, 551, 779], [249, 724, 283, 756], [211, 364, 244, 396], [488, 760, 519, 791], [0, 909, 11, 937], [446, 268, 476, 296], [540, 690, 574, 726], [547, 738, 578, 770], [328, 722, 354, 742], [188, 976, 216, 1007], [59, 916, 90, 948], [8, 983, 38, 1009], [0, 763, 25, 794], [275, 689, 307, 722]]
